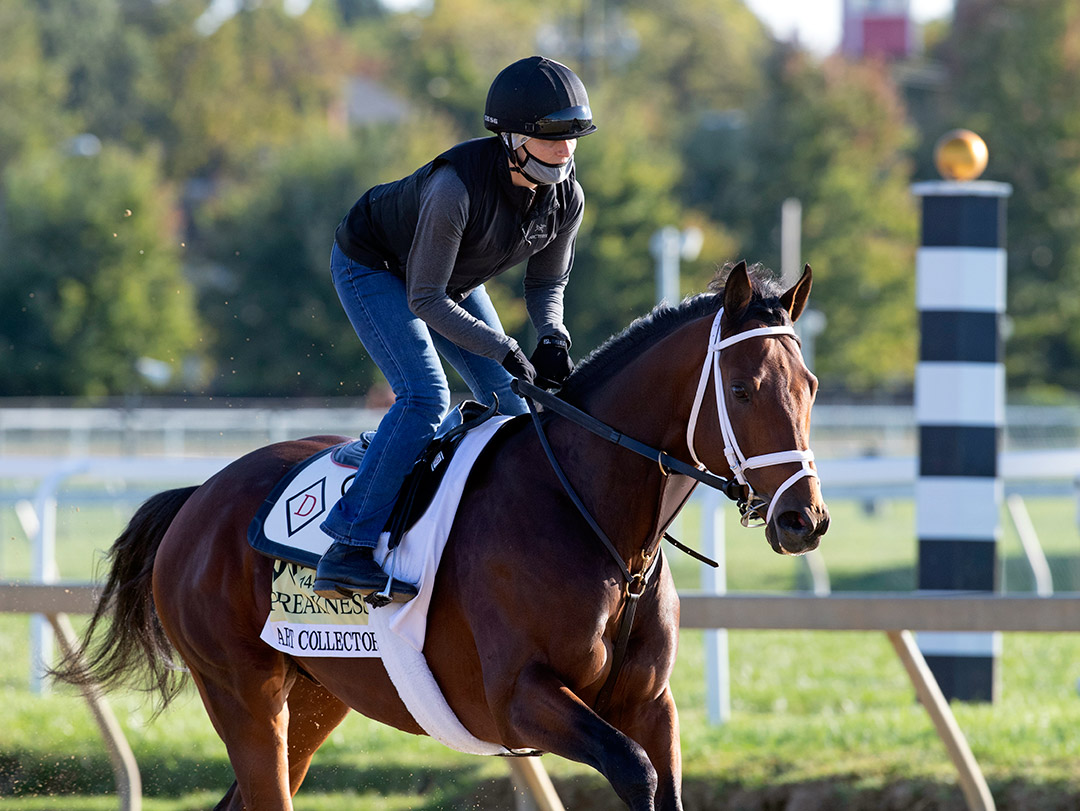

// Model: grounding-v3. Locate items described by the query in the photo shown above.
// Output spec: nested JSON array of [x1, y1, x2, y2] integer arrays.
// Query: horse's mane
[[559, 263, 788, 403]]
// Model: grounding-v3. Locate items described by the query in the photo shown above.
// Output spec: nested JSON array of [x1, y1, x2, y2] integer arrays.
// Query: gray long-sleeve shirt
[[335, 137, 584, 361], [406, 165, 576, 359]]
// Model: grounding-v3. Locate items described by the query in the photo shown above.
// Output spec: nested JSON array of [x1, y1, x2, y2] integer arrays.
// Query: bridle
[[512, 302, 819, 714], [686, 306, 818, 527], [514, 304, 820, 534]]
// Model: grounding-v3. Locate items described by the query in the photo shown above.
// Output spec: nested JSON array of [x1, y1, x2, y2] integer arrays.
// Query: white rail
[[7, 583, 1079, 811]]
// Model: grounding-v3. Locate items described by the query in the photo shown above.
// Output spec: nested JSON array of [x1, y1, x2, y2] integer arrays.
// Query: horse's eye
[[730, 382, 750, 403]]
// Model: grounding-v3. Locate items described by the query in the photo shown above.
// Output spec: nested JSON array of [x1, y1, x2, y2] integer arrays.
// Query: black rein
[[511, 379, 731, 714], [514, 380, 745, 501]]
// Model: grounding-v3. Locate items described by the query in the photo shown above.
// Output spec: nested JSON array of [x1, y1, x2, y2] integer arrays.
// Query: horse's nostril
[[779, 510, 811, 535]]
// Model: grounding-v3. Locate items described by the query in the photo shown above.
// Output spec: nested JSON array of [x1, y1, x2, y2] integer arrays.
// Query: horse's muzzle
[[766, 504, 830, 556]]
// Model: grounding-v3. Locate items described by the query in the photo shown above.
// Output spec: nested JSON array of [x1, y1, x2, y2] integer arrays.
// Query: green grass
[[1, 495, 1079, 808]]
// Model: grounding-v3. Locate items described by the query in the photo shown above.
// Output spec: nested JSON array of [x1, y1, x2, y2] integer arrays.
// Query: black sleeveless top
[[334, 137, 584, 301]]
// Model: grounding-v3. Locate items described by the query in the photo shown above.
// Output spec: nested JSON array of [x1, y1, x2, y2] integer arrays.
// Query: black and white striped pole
[[911, 130, 1011, 702]]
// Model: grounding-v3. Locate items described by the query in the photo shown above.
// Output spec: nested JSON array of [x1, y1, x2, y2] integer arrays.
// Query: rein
[[514, 379, 746, 503], [512, 303, 819, 715]]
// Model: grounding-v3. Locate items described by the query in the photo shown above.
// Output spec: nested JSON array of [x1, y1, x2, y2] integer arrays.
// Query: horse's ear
[[780, 263, 813, 323], [723, 261, 753, 317]]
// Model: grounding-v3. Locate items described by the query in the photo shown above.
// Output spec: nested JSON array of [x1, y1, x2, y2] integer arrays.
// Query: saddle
[[372, 398, 498, 549], [248, 398, 500, 568]]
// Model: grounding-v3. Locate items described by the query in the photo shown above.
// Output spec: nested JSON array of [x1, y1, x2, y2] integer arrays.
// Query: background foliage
[[0, 0, 1076, 401], [937, 0, 1080, 399], [0, 145, 197, 397]]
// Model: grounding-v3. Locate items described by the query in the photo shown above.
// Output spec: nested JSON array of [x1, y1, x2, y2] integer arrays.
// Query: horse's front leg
[[614, 686, 682, 811], [496, 664, 664, 811]]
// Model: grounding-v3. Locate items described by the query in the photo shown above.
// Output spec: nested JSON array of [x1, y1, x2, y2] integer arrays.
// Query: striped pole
[[911, 133, 1011, 702]]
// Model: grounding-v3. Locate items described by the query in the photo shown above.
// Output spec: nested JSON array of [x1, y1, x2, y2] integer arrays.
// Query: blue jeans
[[321, 243, 527, 548]]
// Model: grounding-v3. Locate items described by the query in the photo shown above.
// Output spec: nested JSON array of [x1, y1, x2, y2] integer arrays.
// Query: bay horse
[[53, 261, 829, 810]]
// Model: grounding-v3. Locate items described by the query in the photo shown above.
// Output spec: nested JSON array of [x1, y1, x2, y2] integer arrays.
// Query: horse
[[52, 261, 829, 810]]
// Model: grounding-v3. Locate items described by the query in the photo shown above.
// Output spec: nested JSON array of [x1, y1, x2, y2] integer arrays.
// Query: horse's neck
[[583, 313, 711, 461], [554, 317, 711, 568]]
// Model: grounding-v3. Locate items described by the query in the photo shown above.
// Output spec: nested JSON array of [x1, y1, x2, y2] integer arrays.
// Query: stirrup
[[364, 548, 400, 608], [365, 590, 393, 608]]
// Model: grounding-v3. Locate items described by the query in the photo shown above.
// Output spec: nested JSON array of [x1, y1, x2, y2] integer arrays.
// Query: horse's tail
[[49, 486, 198, 712]]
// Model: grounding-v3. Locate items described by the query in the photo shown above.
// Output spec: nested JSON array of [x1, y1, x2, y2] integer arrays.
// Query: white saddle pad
[[255, 415, 523, 755]]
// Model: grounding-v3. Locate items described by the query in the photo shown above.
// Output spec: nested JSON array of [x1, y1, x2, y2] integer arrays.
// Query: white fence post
[[700, 488, 731, 725], [2, 457, 228, 692], [30, 460, 88, 693]]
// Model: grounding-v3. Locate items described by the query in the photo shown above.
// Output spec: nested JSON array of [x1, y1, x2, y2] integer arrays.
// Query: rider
[[314, 56, 597, 602]]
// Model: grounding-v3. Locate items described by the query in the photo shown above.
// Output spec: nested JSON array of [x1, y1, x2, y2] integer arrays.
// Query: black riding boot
[[313, 542, 418, 602]]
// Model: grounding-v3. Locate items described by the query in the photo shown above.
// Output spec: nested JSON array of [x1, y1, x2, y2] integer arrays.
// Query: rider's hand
[[501, 346, 537, 385], [530, 335, 573, 388]]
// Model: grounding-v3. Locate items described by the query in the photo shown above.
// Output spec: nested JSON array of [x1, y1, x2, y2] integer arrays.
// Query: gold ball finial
[[934, 129, 989, 181]]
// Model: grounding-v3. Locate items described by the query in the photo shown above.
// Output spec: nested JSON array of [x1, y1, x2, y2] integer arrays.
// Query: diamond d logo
[[286, 478, 326, 536]]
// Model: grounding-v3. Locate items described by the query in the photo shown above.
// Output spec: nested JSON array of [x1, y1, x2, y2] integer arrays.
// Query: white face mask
[[503, 134, 574, 185]]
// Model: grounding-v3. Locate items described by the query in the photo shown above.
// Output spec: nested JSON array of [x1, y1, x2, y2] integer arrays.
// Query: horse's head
[[689, 261, 830, 555]]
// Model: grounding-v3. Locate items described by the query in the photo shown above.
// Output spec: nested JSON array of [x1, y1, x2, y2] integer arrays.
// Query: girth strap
[[593, 555, 662, 716]]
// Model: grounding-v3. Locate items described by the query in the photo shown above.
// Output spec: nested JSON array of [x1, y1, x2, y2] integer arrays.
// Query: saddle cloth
[[249, 414, 523, 756], [248, 399, 498, 569]]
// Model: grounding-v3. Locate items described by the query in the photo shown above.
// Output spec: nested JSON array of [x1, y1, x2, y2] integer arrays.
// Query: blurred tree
[[372, 0, 762, 141], [0, 0, 934, 400], [375, 0, 541, 138], [30, 0, 178, 154], [563, 97, 739, 357], [194, 126, 448, 397], [0, 0, 70, 171], [334, 0, 388, 26], [938, 0, 1080, 398], [0, 147, 201, 398], [702, 47, 919, 394], [615, 0, 767, 120], [163, 3, 348, 179]]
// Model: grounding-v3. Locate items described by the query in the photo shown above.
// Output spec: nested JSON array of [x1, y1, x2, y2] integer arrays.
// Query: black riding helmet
[[484, 56, 597, 140]]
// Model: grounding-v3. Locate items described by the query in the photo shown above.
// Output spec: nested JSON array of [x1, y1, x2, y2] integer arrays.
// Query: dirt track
[[462, 775, 1080, 810]]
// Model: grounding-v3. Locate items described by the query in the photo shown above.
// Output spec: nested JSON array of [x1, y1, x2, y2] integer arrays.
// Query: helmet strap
[[500, 132, 526, 175]]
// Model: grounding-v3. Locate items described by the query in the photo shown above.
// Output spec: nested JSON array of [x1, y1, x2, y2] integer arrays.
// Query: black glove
[[530, 335, 574, 388], [501, 346, 537, 385]]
